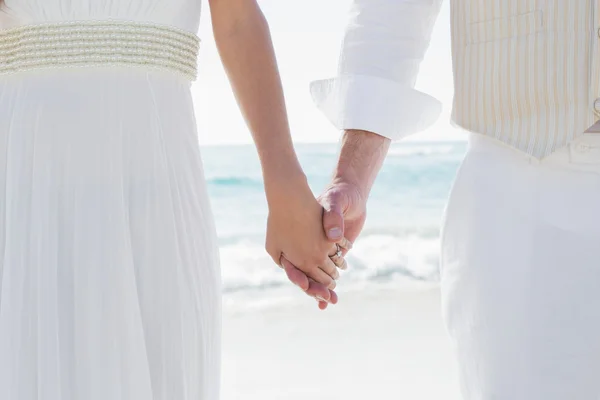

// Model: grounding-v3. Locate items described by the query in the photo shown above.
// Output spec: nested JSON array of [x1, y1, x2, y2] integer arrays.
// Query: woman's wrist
[[257, 137, 307, 191], [262, 158, 310, 204]]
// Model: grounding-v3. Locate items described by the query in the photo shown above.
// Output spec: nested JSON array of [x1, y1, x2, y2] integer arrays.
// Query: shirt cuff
[[309, 74, 442, 141]]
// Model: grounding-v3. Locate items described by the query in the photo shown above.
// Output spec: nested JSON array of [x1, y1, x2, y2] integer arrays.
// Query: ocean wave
[[207, 176, 263, 188], [219, 231, 441, 295]]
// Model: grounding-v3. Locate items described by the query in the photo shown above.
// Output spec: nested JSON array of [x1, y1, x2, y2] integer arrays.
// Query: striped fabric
[[450, 0, 599, 158]]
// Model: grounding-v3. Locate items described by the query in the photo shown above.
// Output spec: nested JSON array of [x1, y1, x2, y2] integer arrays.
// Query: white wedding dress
[[0, 1, 221, 399]]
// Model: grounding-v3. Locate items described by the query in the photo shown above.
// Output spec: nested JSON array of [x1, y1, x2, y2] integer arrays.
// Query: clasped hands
[[265, 174, 366, 310]]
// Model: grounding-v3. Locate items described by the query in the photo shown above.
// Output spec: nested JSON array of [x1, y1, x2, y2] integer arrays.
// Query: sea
[[201, 140, 467, 307]]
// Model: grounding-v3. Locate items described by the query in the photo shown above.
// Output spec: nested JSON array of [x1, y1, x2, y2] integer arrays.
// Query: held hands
[[266, 129, 385, 308], [268, 177, 368, 310], [264, 174, 343, 297]]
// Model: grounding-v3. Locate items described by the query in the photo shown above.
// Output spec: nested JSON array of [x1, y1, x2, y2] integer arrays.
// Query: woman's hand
[[265, 174, 340, 291], [209, 0, 340, 294]]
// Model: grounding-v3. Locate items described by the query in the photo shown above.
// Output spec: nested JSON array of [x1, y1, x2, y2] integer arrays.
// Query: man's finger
[[309, 280, 338, 310], [328, 288, 338, 304], [306, 279, 335, 304], [281, 257, 310, 292], [321, 191, 345, 242], [281, 257, 339, 305]]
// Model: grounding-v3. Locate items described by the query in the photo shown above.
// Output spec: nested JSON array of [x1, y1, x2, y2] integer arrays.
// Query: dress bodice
[[0, 0, 201, 34]]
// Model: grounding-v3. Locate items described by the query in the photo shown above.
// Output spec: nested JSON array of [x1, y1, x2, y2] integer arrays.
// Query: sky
[[193, 0, 466, 145]]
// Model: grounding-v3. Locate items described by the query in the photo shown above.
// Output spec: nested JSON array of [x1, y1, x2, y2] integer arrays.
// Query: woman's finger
[[329, 244, 348, 270], [320, 255, 340, 279], [337, 237, 353, 256], [328, 245, 348, 270], [306, 267, 336, 290], [338, 236, 353, 250]]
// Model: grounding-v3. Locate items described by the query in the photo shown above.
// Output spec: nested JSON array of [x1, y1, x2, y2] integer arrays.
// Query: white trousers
[[441, 133, 600, 399]]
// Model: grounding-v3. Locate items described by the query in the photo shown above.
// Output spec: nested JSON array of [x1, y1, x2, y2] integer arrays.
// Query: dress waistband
[[0, 20, 200, 80]]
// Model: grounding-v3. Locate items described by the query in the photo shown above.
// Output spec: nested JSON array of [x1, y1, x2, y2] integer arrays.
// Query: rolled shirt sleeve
[[310, 0, 444, 140]]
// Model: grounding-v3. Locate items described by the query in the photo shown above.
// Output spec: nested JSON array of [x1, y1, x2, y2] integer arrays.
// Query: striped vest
[[450, 0, 600, 158]]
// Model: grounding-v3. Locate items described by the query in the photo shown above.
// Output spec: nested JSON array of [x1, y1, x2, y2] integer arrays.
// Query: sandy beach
[[222, 284, 462, 399]]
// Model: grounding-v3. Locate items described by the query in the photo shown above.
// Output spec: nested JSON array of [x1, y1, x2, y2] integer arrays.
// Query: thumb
[[321, 191, 345, 242]]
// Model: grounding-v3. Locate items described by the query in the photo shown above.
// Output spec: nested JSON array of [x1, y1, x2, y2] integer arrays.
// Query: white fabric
[[441, 133, 600, 399], [447, 1, 600, 158], [0, 21, 201, 80], [0, 0, 201, 31], [314, 0, 600, 159], [310, 0, 443, 140], [0, 2, 222, 400]]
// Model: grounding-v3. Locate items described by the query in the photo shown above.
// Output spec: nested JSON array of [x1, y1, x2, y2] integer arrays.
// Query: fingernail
[[328, 227, 342, 240], [316, 296, 326, 302]]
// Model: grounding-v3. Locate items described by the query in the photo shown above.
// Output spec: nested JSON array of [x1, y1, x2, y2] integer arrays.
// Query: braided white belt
[[0, 20, 200, 80]]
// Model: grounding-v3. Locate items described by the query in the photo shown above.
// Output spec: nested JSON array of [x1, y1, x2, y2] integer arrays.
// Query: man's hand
[[319, 128, 390, 249], [280, 257, 339, 310], [318, 180, 367, 246], [281, 129, 391, 309]]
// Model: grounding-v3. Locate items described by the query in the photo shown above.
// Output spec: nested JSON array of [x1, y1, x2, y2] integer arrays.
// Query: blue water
[[201, 141, 467, 297]]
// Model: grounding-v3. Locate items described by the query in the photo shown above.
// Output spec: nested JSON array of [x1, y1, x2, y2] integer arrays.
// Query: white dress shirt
[[310, 0, 444, 140]]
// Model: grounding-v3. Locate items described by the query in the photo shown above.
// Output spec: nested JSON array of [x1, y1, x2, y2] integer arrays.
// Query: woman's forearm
[[210, 1, 343, 295], [210, 0, 306, 196]]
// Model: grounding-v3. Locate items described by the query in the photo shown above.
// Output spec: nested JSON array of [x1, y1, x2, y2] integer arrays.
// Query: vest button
[[577, 143, 590, 153]]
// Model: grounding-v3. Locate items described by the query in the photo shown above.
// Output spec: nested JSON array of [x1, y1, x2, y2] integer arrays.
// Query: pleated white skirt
[[0, 68, 221, 400]]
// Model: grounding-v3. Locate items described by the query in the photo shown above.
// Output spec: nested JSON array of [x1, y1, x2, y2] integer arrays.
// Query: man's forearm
[[334, 129, 391, 198]]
